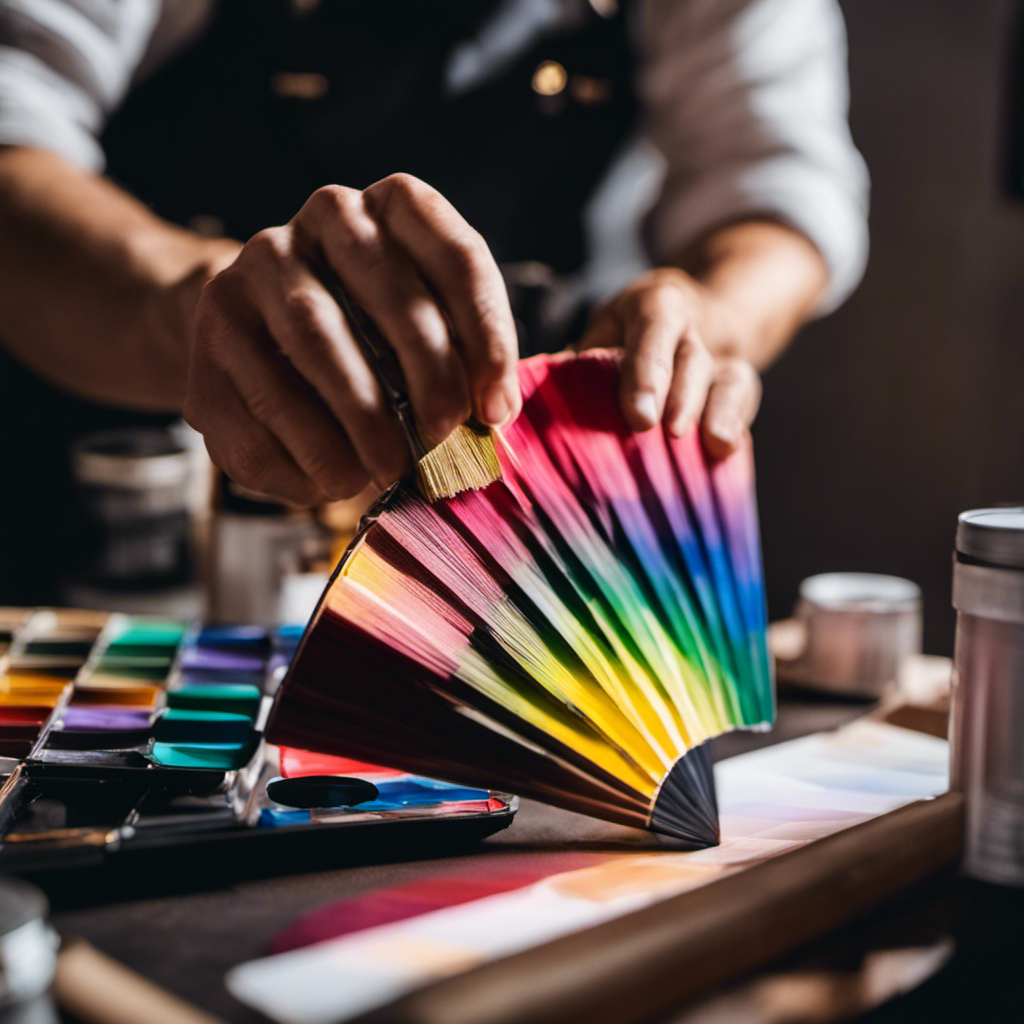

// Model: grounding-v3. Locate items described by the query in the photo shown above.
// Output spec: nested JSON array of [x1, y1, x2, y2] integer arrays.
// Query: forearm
[[0, 146, 240, 410], [678, 219, 830, 370]]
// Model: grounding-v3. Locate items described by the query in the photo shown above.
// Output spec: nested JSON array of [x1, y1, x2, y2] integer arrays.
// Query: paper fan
[[266, 352, 773, 846]]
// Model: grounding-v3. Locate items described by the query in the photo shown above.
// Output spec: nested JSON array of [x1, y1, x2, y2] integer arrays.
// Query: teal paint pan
[[154, 709, 253, 745], [150, 741, 250, 770], [166, 684, 262, 717]]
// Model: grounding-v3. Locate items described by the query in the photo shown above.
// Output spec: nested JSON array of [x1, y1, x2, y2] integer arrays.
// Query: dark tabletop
[[46, 697, 1023, 1024]]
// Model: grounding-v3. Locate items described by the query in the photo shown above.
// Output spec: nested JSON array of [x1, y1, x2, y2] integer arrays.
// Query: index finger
[[363, 174, 521, 427]]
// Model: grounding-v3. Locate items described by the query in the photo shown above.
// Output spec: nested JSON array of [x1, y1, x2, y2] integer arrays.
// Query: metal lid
[[71, 429, 191, 490], [799, 572, 920, 612], [956, 508, 1024, 569]]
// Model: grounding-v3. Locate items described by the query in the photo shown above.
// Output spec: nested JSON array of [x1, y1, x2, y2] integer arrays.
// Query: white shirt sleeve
[[638, 0, 869, 313], [0, 0, 161, 171]]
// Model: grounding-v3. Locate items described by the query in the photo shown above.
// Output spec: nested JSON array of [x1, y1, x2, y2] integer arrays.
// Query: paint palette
[[0, 609, 516, 901]]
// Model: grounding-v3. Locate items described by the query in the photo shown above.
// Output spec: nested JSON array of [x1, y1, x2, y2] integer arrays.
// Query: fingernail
[[632, 392, 659, 430], [668, 414, 694, 438], [480, 387, 512, 427], [707, 414, 740, 445]]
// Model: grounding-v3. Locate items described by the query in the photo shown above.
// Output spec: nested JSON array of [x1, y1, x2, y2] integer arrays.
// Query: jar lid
[[799, 572, 920, 612], [956, 508, 1024, 569], [72, 429, 191, 490]]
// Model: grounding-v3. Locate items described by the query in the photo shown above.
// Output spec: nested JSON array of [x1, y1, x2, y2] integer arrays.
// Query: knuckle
[[333, 217, 379, 260], [651, 280, 682, 305], [338, 379, 381, 421], [280, 308, 339, 369], [282, 288, 329, 343], [678, 335, 712, 368], [718, 355, 754, 386], [245, 227, 291, 266], [240, 377, 285, 427], [305, 185, 363, 226], [411, 328, 450, 362], [194, 273, 237, 329], [444, 231, 489, 277], [635, 342, 675, 379], [370, 172, 428, 207], [409, 309, 451, 357], [637, 281, 687, 324]]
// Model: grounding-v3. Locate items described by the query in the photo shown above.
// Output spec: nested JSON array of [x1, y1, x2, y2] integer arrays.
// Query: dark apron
[[0, 0, 637, 602]]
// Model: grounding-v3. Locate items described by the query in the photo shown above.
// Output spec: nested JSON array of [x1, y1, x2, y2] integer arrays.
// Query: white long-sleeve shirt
[[0, 0, 869, 312]]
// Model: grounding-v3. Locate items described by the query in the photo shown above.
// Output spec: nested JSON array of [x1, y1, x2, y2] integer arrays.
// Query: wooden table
[[47, 696, 1017, 1024]]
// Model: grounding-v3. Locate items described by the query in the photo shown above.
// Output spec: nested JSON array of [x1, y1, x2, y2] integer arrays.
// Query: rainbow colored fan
[[267, 352, 773, 846]]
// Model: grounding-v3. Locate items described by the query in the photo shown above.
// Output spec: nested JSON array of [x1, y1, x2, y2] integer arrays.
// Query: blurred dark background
[[756, 0, 1024, 654]]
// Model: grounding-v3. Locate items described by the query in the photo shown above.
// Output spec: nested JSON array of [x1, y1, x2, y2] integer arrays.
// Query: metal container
[[0, 879, 57, 1009], [788, 573, 922, 697], [71, 428, 193, 589], [951, 507, 1024, 885]]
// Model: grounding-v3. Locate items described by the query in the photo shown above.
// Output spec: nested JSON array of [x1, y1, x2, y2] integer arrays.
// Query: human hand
[[184, 174, 520, 505], [577, 268, 762, 458]]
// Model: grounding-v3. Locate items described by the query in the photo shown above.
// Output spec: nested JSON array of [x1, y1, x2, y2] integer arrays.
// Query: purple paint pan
[[47, 706, 153, 750], [61, 708, 152, 730], [180, 647, 265, 683]]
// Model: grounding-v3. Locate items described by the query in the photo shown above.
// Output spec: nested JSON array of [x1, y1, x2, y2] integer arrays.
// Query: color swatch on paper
[[229, 721, 950, 1024]]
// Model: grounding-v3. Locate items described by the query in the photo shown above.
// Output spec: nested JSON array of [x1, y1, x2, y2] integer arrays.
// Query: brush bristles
[[415, 424, 503, 502]]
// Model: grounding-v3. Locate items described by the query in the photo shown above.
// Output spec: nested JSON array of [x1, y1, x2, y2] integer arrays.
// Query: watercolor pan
[[154, 709, 254, 745], [0, 707, 51, 738], [90, 659, 175, 681], [178, 648, 266, 686], [0, 691, 66, 710], [22, 639, 94, 658], [106, 621, 187, 647], [149, 741, 254, 770], [166, 684, 262, 717], [0, 701, 53, 757], [69, 684, 162, 707], [196, 625, 270, 652], [0, 677, 70, 706], [45, 707, 154, 751], [5, 660, 80, 678]]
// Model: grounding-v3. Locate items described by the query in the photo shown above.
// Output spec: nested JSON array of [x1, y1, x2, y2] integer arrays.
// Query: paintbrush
[[327, 281, 503, 502]]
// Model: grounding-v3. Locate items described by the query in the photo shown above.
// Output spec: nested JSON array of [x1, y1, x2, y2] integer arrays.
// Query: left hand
[[577, 268, 762, 458]]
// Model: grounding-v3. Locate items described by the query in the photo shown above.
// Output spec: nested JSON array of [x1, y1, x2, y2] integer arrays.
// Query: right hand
[[183, 174, 521, 505]]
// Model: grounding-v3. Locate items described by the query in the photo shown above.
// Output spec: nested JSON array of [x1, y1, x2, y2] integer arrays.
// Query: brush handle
[[54, 939, 227, 1024], [324, 278, 430, 461]]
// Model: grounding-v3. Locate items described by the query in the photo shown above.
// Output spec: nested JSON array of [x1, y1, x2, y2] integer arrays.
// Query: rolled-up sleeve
[[639, 0, 869, 313], [0, 0, 159, 171]]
